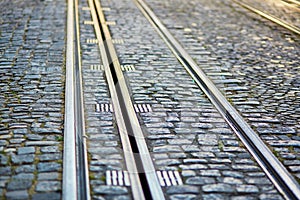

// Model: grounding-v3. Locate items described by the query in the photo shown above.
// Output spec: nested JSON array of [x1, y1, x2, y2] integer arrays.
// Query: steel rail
[[282, 0, 300, 6], [88, 0, 165, 199], [63, 0, 90, 199], [133, 0, 300, 199], [231, 0, 300, 35], [63, 0, 77, 199]]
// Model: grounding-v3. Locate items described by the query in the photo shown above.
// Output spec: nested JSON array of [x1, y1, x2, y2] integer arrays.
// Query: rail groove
[[134, 0, 300, 199], [88, 0, 165, 199]]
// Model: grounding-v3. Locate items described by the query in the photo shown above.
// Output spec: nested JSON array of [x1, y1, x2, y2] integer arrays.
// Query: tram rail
[[63, 0, 90, 199], [231, 0, 300, 35]]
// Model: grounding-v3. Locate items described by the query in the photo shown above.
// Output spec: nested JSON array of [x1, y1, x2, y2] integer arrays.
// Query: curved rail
[[231, 0, 300, 35], [133, 0, 300, 199]]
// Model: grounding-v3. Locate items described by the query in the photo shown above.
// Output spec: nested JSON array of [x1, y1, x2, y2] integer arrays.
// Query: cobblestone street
[[0, 0, 299, 199], [0, 0, 65, 199]]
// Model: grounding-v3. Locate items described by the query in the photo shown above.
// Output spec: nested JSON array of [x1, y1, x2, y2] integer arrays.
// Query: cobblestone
[[37, 162, 61, 173], [93, 186, 128, 195], [1, 0, 297, 198], [7, 179, 32, 191], [6, 190, 29, 200], [1, 0, 65, 197], [143, 0, 300, 185], [35, 181, 61, 192], [166, 185, 199, 194], [31, 192, 61, 200]]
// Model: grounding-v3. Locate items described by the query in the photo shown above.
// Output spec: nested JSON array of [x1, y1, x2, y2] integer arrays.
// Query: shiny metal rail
[[63, 0, 90, 199], [133, 0, 300, 199], [231, 0, 300, 35], [87, 0, 165, 199], [282, 0, 300, 7]]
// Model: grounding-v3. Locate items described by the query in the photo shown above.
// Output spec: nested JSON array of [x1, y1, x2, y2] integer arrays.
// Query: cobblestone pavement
[[0, 0, 65, 199], [1, 0, 299, 199], [97, 0, 286, 199], [144, 0, 300, 183]]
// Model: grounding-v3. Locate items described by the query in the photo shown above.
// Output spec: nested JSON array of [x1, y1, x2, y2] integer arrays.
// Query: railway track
[[63, 0, 300, 199]]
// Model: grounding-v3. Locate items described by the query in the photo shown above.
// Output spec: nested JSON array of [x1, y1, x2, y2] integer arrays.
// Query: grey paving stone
[[37, 162, 61, 172], [181, 170, 196, 177], [166, 185, 199, 194], [32, 192, 61, 200], [7, 179, 32, 191], [183, 158, 207, 164], [153, 145, 182, 153], [259, 193, 284, 200], [156, 159, 181, 166], [35, 181, 61, 192], [17, 147, 35, 155], [245, 177, 272, 185], [37, 172, 60, 180], [180, 164, 208, 170], [38, 153, 62, 161], [199, 169, 221, 177], [11, 154, 35, 164], [40, 146, 60, 153], [236, 184, 259, 193], [232, 164, 260, 172], [88, 147, 119, 154], [0, 154, 8, 165], [169, 194, 198, 200], [6, 190, 29, 200], [25, 141, 59, 146], [15, 165, 35, 173], [186, 176, 215, 185], [12, 173, 34, 180], [202, 183, 235, 193], [168, 139, 192, 145], [191, 152, 215, 158], [0, 166, 12, 175], [93, 186, 128, 195], [202, 194, 228, 200]]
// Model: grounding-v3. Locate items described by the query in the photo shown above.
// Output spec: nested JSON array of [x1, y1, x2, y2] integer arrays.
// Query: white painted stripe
[[138, 104, 144, 113], [110, 104, 114, 112], [156, 171, 165, 186], [106, 171, 112, 185], [146, 104, 152, 112], [134, 104, 139, 113], [162, 171, 171, 186], [124, 171, 131, 186], [168, 171, 177, 185], [118, 171, 124, 186], [174, 171, 183, 185], [142, 104, 148, 112], [112, 170, 117, 185], [101, 103, 104, 112]]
